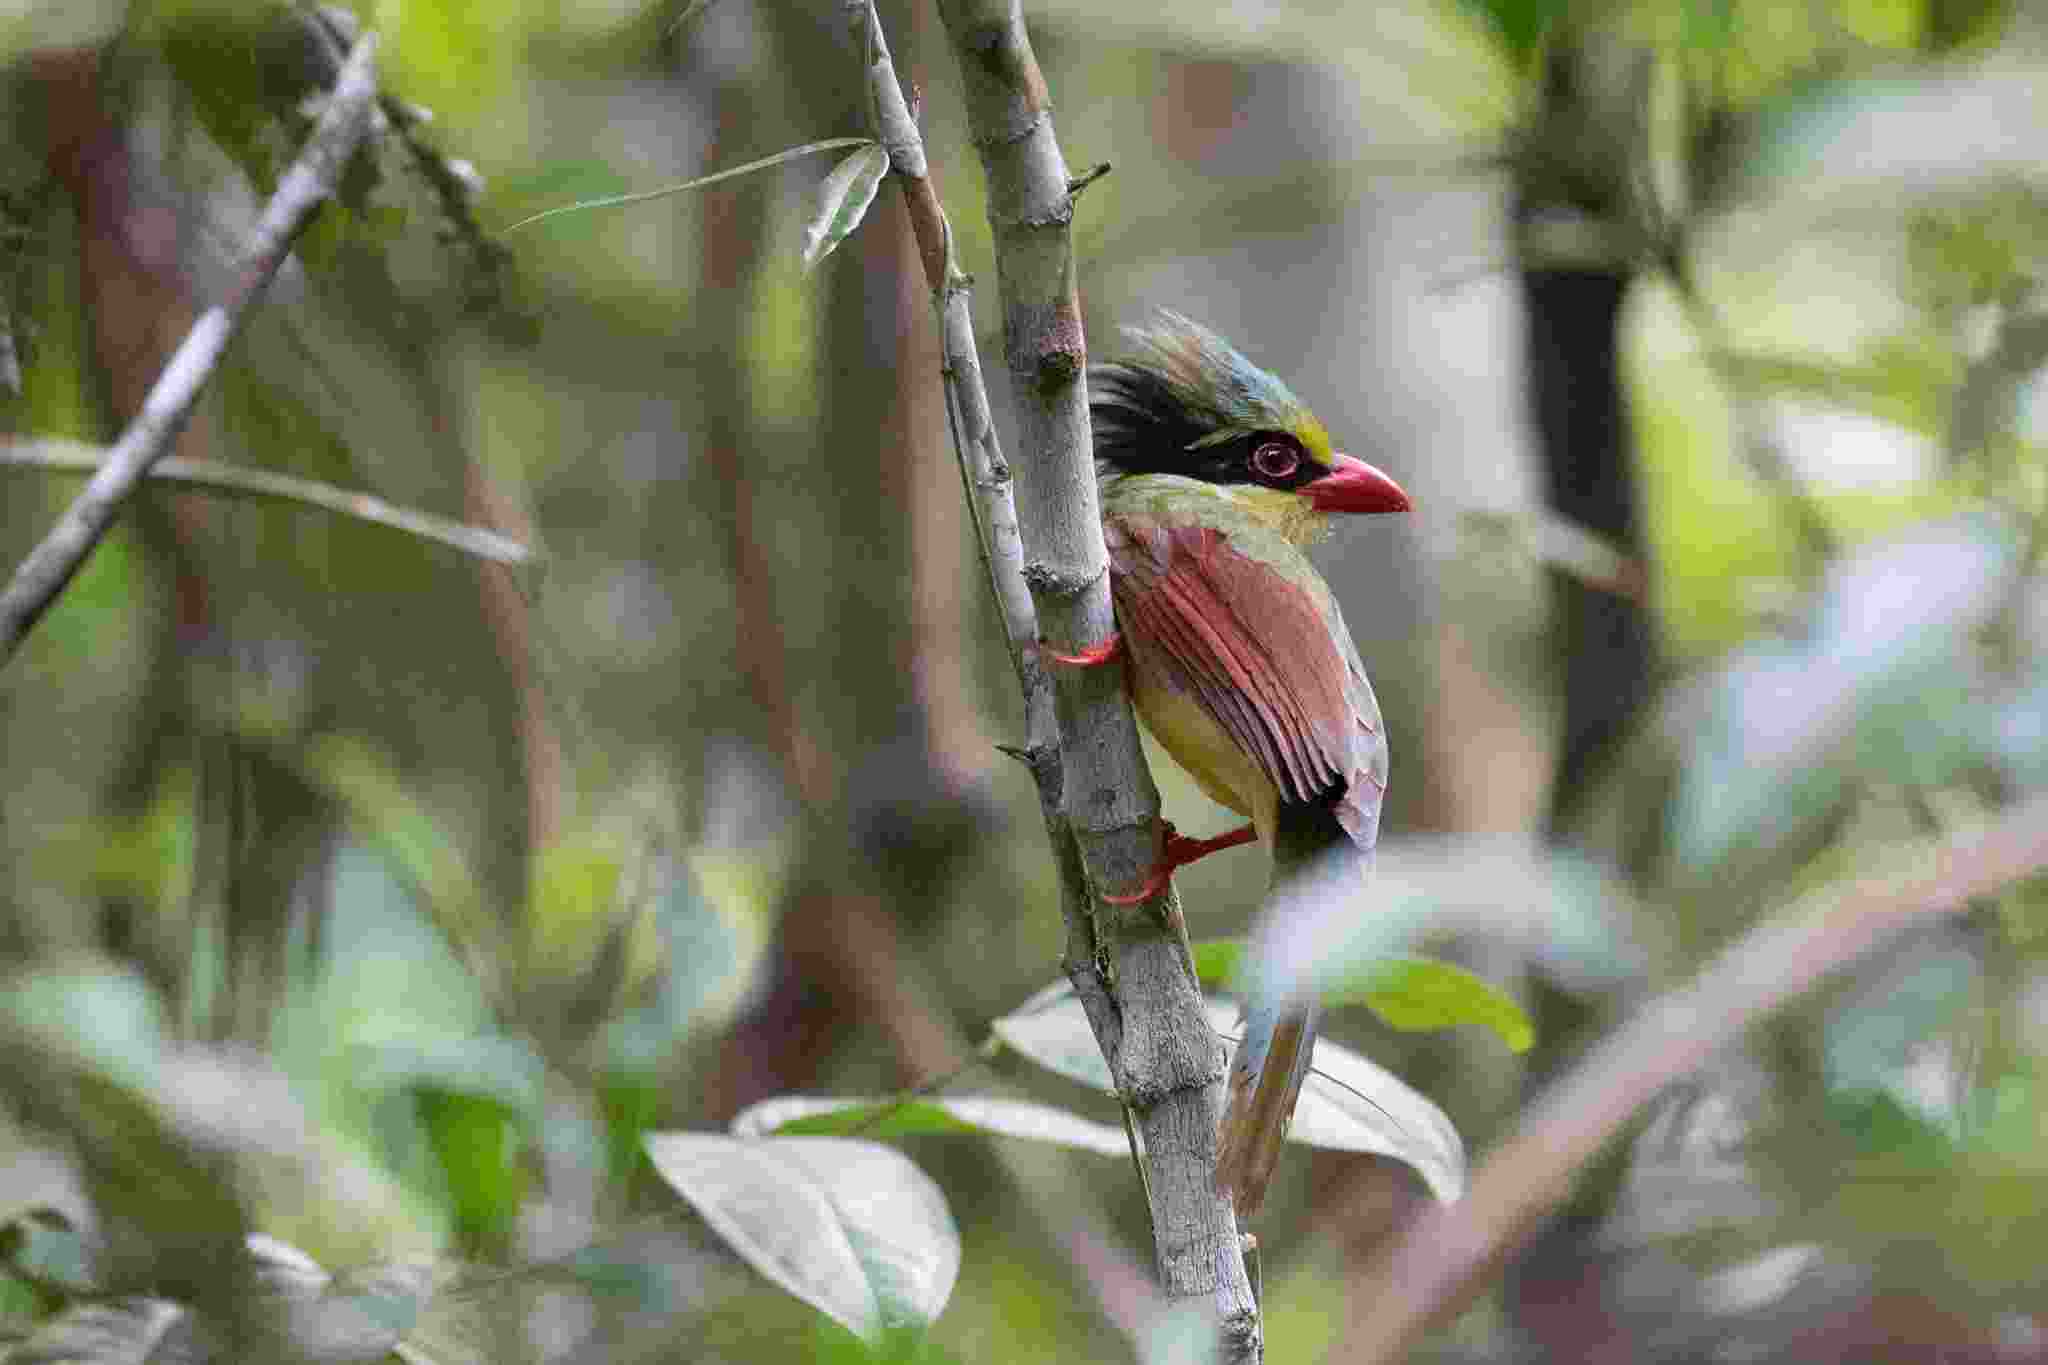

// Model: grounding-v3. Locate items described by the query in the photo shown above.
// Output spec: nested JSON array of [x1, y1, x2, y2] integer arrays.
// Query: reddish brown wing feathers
[[1106, 518, 1374, 822]]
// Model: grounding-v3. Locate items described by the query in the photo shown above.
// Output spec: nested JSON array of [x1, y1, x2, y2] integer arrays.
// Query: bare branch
[[0, 440, 531, 566], [0, 35, 382, 666], [1337, 792, 2048, 1363], [918, 1, 1258, 1356]]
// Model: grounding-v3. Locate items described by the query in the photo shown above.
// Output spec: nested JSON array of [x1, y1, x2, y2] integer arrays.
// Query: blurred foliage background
[[3, 0, 2048, 1360]]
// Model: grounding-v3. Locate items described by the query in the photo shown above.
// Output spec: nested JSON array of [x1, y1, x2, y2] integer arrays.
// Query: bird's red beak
[[1302, 453, 1411, 514]]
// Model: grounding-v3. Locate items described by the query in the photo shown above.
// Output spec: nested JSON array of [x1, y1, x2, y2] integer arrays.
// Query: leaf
[[989, 981, 1239, 1094], [1824, 945, 1980, 1129], [1289, 1035, 1466, 1202], [799, 143, 889, 272], [503, 138, 875, 233], [1455, 0, 1565, 65], [5, 1298, 192, 1364], [989, 988, 1466, 1199], [1670, 517, 2019, 878], [1191, 940, 1533, 1053], [1225, 836, 1638, 1025], [644, 1133, 959, 1341], [0, 1207, 94, 1298], [731, 1094, 1130, 1157]]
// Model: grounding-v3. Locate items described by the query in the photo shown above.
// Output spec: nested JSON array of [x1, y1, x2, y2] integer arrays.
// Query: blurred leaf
[[0, 1207, 93, 1299], [644, 1134, 960, 1342], [1670, 516, 2018, 878], [1288, 1035, 1466, 1202], [1191, 940, 1533, 1053], [1739, 63, 2048, 205], [307, 741, 496, 991], [1825, 945, 1979, 1129], [1455, 0, 1564, 65], [1714, 342, 1955, 441], [1140, 1301, 1221, 1365], [1224, 836, 1636, 1024], [414, 1091, 527, 1257], [0, 971, 251, 1299], [731, 1095, 1130, 1157], [799, 144, 887, 272], [4, 1297, 192, 1364], [527, 835, 628, 979]]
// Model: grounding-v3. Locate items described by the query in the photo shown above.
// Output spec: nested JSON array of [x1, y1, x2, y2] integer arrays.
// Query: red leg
[[1101, 820, 1258, 905], [1043, 631, 1122, 667]]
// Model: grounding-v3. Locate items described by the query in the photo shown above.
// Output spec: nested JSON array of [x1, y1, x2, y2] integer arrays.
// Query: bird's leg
[[1100, 820, 1258, 905], [1042, 631, 1122, 666]]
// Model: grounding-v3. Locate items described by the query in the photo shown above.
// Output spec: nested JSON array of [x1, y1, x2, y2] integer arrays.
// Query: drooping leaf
[[989, 982, 1238, 1094], [1191, 940, 1533, 1053], [731, 1094, 1129, 1157], [1288, 1035, 1466, 1202], [799, 143, 889, 272], [988, 988, 1466, 1198], [644, 1133, 959, 1341]]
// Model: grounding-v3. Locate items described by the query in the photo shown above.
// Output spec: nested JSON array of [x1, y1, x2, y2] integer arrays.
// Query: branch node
[[1022, 559, 1103, 597], [1066, 162, 1111, 199], [1034, 345, 1082, 393]]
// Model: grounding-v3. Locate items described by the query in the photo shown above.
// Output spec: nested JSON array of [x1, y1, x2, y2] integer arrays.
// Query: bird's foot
[[1043, 631, 1122, 666], [1100, 820, 1258, 905]]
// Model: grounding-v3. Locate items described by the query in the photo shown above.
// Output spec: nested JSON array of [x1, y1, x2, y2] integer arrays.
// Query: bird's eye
[[1250, 441, 1299, 482]]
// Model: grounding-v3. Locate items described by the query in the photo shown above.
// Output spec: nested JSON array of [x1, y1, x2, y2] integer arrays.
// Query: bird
[[1047, 312, 1409, 1218]]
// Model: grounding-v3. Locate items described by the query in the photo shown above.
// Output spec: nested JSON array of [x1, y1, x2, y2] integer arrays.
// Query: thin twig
[[0, 35, 382, 666], [501, 139, 873, 233], [1337, 791, 2048, 1362], [0, 441, 530, 565]]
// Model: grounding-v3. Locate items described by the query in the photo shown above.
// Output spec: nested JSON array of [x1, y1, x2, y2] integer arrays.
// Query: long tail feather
[[1214, 1000, 1319, 1217]]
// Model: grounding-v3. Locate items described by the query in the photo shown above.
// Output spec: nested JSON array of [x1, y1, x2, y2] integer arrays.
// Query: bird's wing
[[1105, 518, 1386, 846]]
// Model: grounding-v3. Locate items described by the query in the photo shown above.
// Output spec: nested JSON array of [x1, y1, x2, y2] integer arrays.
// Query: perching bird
[[1050, 313, 1409, 1217]]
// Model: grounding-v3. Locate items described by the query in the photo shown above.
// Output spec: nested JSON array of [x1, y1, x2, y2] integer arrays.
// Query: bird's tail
[[1214, 997, 1319, 1218], [1214, 797, 1366, 1218]]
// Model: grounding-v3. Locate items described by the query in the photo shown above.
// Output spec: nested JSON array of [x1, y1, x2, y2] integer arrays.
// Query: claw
[[1044, 632, 1122, 667], [1099, 819, 1258, 904]]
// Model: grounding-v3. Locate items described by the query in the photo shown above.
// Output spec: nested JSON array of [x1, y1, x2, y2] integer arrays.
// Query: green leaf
[[644, 1134, 959, 1341], [1456, 0, 1565, 64], [1355, 957, 1534, 1052], [503, 138, 875, 233], [1191, 940, 1533, 1053], [731, 1094, 1129, 1157], [799, 143, 889, 272]]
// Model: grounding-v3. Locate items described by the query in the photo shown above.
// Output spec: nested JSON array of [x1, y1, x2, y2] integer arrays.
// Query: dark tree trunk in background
[[1504, 48, 1662, 1365], [1523, 264, 1655, 838]]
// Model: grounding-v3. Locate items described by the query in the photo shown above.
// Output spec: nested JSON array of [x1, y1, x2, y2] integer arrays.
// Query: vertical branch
[[865, 1, 1259, 1354]]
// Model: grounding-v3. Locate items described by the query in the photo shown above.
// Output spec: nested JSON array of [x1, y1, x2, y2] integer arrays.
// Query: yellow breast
[[1129, 661, 1281, 847]]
